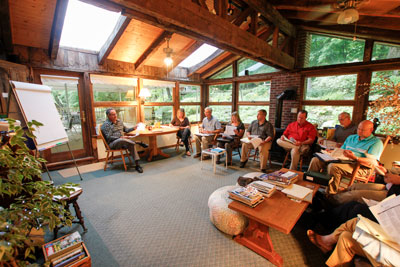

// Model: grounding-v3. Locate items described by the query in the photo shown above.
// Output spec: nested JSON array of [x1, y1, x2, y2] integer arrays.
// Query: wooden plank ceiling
[[9, 0, 57, 49], [5, 0, 400, 78]]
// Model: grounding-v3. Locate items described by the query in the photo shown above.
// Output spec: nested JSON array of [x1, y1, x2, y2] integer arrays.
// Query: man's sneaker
[[193, 153, 201, 158], [239, 160, 247, 168]]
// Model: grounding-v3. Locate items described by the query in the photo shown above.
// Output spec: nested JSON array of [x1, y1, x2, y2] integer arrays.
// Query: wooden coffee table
[[128, 127, 179, 161], [228, 169, 319, 267]]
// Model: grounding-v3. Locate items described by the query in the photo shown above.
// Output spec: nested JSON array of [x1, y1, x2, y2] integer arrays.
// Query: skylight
[[178, 44, 219, 68], [59, 0, 121, 52]]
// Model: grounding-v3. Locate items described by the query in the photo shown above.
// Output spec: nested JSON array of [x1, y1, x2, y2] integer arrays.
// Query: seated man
[[239, 109, 274, 172], [100, 108, 147, 173], [307, 217, 383, 267], [277, 110, 317, 170], [321, 112, 357, 147], [328, 165, 400, 206], [308, 120, 383, 195], [193, 107, 222, 158]]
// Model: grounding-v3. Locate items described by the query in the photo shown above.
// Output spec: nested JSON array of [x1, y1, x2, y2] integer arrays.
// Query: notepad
[[282, 184, 313, 203]]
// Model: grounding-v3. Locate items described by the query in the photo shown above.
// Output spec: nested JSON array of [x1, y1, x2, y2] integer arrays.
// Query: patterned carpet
[[48, 149, 326, 267]]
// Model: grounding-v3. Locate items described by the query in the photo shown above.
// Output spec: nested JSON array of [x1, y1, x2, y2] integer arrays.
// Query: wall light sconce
[[139, 88, 151, 104]]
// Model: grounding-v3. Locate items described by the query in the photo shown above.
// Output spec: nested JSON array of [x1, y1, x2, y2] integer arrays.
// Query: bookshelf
[[42, 232, 91, 267]]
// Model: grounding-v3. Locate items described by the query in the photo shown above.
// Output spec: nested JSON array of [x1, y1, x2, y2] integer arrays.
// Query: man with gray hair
[[100, 108, 148, 173], [193, 107, 222, 158], [332, 112, 357, 145]]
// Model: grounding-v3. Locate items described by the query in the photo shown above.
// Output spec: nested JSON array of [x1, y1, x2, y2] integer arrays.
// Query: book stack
[[204, 147, 225, 154], [257, 170, 298, 189], [228, 185, 264, 207], [43, 232, 91, 267], [249, 181, 276, 198]]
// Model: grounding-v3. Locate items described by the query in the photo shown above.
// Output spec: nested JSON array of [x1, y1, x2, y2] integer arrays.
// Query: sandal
[[307, 230, 331, 254]]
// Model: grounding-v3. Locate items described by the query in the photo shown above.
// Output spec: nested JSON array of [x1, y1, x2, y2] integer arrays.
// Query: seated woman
[[170, 108, 191, 156], [216, 111, 245, 165]]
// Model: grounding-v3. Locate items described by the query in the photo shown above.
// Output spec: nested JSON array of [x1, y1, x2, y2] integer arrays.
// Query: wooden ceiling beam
[[241, 0, 296, 37], [214, 0, 228, 19], [134, 30, 172, 70], [200, 53, 241, 79], [0, 0, 13, 53], [232, 7, 252, 26], [281, 10, 400, 31], [48, 0, 69, 59], [112, 0, 294, 69], [298, 23, 400, 45], [98, 16, 131, 65]]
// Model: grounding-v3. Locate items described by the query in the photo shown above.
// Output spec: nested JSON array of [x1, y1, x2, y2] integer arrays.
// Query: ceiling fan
[[334, 0, 366, 24]]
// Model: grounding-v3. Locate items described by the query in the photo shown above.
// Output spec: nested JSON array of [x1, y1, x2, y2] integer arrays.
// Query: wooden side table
[[54, 188, 87, 238]]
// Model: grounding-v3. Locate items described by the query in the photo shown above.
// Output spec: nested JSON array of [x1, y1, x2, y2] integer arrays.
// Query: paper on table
[[282, 184, 313, 203], [128, 133, 139, 138], [369, 195, 400, 244], [224, 125, 236, 136], [137, 123, 146, 131]]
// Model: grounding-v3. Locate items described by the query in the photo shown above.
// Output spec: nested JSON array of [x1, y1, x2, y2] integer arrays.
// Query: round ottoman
[[208, 185, 248, 236]]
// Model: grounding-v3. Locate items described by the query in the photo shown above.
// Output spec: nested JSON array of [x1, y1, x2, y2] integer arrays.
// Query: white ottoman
[[208, 185, 248, 236]]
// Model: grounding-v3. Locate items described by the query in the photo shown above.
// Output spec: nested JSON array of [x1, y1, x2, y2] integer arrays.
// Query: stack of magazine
[[257, 170, 298, 189], [43, 231, 88, 267], [249, 181, 276, 198], [228, 185, 264, 207]]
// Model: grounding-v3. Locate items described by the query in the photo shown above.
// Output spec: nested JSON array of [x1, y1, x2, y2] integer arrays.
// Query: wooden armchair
[[98, 125, 132, 171], [340, 136, 391, 189]]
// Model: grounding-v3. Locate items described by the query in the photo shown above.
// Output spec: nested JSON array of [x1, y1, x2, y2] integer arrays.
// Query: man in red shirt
[[277, 110, 317, 170]]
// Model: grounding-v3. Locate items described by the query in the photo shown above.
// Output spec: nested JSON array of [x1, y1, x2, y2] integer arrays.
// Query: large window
[[238, 81, 270, 123], [239, 105, 268, 124], [209, 105, 231, 122], [304, 106, 353, 128], [372, 42, 400, 61], [180, 84, 201, 123], [91, 74, 138, 128], [238, 58, 278, 76], [143, 79, 174, 125], [304, 74, 357, 100], [144, 106, 173, 125], [143, 79, 174, 103], [369, 70, 400, 101], [239, 81, 270, 101], [308, 34, 365, 67], [209, 83, 232, 102], [209, 65, 233, 79], [95, 106, 137, 128]]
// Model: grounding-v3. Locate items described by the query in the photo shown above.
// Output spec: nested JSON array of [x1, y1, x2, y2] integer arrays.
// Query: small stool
[[54, 187, 87, 238], [201, 148, 227, 173]]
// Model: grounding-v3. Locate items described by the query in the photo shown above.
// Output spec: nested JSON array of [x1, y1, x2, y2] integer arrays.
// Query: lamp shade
[[337, 8, 359, 24], [139, 88, 151, 98]]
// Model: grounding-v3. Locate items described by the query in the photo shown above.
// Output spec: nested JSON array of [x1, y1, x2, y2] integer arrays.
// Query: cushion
[[208, 185, 248, 236]]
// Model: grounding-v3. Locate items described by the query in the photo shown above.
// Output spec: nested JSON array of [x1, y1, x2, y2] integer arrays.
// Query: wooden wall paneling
[[117, 0, 295, 69], [250, 11, 258, 35], [49, 0, 68, 59], [98, 16, 131, 65]]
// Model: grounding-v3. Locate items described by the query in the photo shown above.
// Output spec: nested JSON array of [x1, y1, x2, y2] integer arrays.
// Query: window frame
[[179, 82, 202, 123]]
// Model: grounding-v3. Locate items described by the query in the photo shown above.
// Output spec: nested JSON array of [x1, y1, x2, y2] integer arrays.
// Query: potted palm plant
[[0, 119, 77, 266]]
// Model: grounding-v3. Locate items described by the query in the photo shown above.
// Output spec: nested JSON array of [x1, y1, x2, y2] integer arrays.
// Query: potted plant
[[0, 119, 77, 266]]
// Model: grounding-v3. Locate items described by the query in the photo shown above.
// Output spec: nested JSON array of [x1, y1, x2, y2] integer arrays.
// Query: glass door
[[40, 74, 90, 162]]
